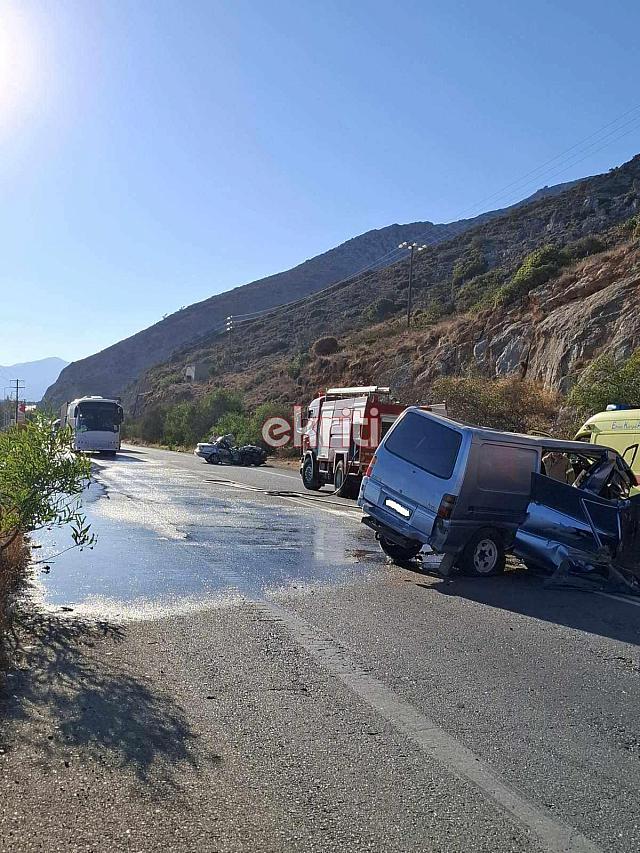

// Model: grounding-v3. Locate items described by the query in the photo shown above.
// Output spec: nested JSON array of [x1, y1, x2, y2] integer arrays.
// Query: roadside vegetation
[[431, 375, 559, 434], [0, 417, 93, 663], [124, 389, 291, 451], [567, 349, 640, 429]]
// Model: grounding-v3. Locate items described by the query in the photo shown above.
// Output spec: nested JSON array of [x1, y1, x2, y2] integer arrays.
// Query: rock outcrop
[[412, 242, 640, 395]]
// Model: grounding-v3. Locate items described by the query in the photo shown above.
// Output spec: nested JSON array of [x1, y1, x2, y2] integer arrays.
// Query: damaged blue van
[[358, 407, 639, 582]]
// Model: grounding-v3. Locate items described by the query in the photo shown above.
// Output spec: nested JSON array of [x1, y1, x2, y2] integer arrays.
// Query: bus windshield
[[77, 402, 122, 433]]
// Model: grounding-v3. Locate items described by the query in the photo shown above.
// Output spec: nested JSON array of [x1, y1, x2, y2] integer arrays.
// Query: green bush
[[451, 249, 488, 289], [564, 235, 604, 260], [162, 389, 244, 446], [213, 412, 254, 445], [625, 214, 640, 240], [493, 237, 607, 308], [139, 407, 166, 443], [455, 269, 503, 311], [156, 371, 183, 390], [494, 245, 564, 306], [0, 417, 94, 556], [214, 402, 291, 450], [287, 352, 310, 380], [568, 349, 640, 422], [163, 401, 194, 446], [364, 297, 399, 323]]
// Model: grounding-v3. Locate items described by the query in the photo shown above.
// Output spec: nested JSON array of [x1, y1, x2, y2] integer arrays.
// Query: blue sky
[[1, 0, 639, 365]]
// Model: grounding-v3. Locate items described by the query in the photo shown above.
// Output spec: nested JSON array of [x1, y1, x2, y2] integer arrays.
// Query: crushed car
[[194, 434, 268, 467], [358, 407, 640, 592]]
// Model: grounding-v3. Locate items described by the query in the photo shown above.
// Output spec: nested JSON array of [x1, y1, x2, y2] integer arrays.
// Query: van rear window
[[384, 411, 462, 479]]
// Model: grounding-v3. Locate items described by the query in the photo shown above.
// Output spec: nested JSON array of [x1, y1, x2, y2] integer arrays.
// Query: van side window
[[478, 445, 537, 494], [384, 412, 462, 479]]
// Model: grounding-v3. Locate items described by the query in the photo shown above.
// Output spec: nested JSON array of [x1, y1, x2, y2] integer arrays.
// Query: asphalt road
[[2, 445, 640, 853]]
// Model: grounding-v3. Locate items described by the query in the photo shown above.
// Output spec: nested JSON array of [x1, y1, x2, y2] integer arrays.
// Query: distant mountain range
[[1, 357, 69, 403], [42, 181, 578, 407]]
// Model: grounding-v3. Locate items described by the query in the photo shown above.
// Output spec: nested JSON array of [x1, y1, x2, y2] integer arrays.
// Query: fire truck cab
[[300, 386, 446, 498]]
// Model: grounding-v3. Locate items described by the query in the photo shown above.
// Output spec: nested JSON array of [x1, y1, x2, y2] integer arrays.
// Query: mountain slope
[[135, 154, 640, 413], [42, 183, 577, 407], [0, 357, 68, 403]]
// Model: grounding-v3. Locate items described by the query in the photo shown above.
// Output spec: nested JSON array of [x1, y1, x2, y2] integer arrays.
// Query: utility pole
[[10, 379, 25, 425], [398, 242, 427, 329], [225, 315, 234, 338]]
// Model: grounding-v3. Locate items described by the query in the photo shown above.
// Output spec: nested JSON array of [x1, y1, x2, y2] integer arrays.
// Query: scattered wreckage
[[194, 434, 268, 467], [358, 407, 640, 594]]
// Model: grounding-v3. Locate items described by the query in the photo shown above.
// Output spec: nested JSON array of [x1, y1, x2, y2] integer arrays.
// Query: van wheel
[[302, 455, 320, 490], [378, 535, 422, 564], [458, 529, 505, 577]]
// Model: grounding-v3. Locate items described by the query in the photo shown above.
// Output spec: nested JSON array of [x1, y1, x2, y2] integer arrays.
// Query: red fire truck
[[300, 386, 446, 498]]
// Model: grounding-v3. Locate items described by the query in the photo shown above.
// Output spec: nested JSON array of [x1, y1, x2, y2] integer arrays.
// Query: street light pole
[[398, 241, 427, 329]]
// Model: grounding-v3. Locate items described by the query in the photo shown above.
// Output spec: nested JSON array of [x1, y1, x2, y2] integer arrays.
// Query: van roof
[[581, 408, 640, 425], [405, 406, 607, 455]]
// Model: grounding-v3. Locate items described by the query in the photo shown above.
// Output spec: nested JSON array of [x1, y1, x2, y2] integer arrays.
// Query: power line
[[447, 105, 640, 221], [208, 103, 640, 344]]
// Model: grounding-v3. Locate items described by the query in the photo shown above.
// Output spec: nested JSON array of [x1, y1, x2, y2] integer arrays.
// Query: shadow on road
[[109, 452, 146, 463], [424, 569, 640, 647], [0, 610, 206, 786]]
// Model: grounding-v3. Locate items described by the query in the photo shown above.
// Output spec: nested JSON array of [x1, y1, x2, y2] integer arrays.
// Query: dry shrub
[[432, 374, 559, 434], [0, 533, 28, 666], [312, 336, 339, 356]]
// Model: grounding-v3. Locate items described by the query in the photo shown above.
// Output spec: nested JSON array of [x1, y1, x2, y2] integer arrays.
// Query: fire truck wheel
[[302, 455, 320, 490], [378, 535, 422, 563], [334, 461, 360, 499]]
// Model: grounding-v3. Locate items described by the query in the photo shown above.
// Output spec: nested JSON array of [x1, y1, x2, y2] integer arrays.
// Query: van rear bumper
[[361, 505, 517, 557], [361, 515, 424, 549]]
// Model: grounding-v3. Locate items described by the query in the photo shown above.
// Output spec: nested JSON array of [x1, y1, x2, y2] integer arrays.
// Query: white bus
[[60, 396, 124, 455]]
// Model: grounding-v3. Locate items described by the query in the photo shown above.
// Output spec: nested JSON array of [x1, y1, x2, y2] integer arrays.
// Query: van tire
[[378, 535, 422, 564], [302, 455, 320, 490], [458, 528, 505, 577]]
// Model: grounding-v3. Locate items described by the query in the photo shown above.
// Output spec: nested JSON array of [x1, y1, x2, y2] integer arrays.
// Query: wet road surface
[[35, 446, 375, 616], [3, 445, 640, 853]]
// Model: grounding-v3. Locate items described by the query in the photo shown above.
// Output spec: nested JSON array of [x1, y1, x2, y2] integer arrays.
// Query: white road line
[[204, 477, 363, 520], [278, 492, 362, 520], [265, 601, 602, 853], [104, 446, 603, 850], [256, 467, 299, 480], [595, 591, 640, 608]]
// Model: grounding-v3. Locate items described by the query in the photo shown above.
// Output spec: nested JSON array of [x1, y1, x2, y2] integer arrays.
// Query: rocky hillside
[[134, 154, 640, 413], [43, 183, 576, 407]]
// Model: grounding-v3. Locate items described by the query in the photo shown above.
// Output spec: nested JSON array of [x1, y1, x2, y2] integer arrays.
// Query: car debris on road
[[194, 433, 268, 467]]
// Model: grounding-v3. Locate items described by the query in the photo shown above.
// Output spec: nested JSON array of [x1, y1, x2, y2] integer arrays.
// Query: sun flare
[[0, 2, 37, 127]]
